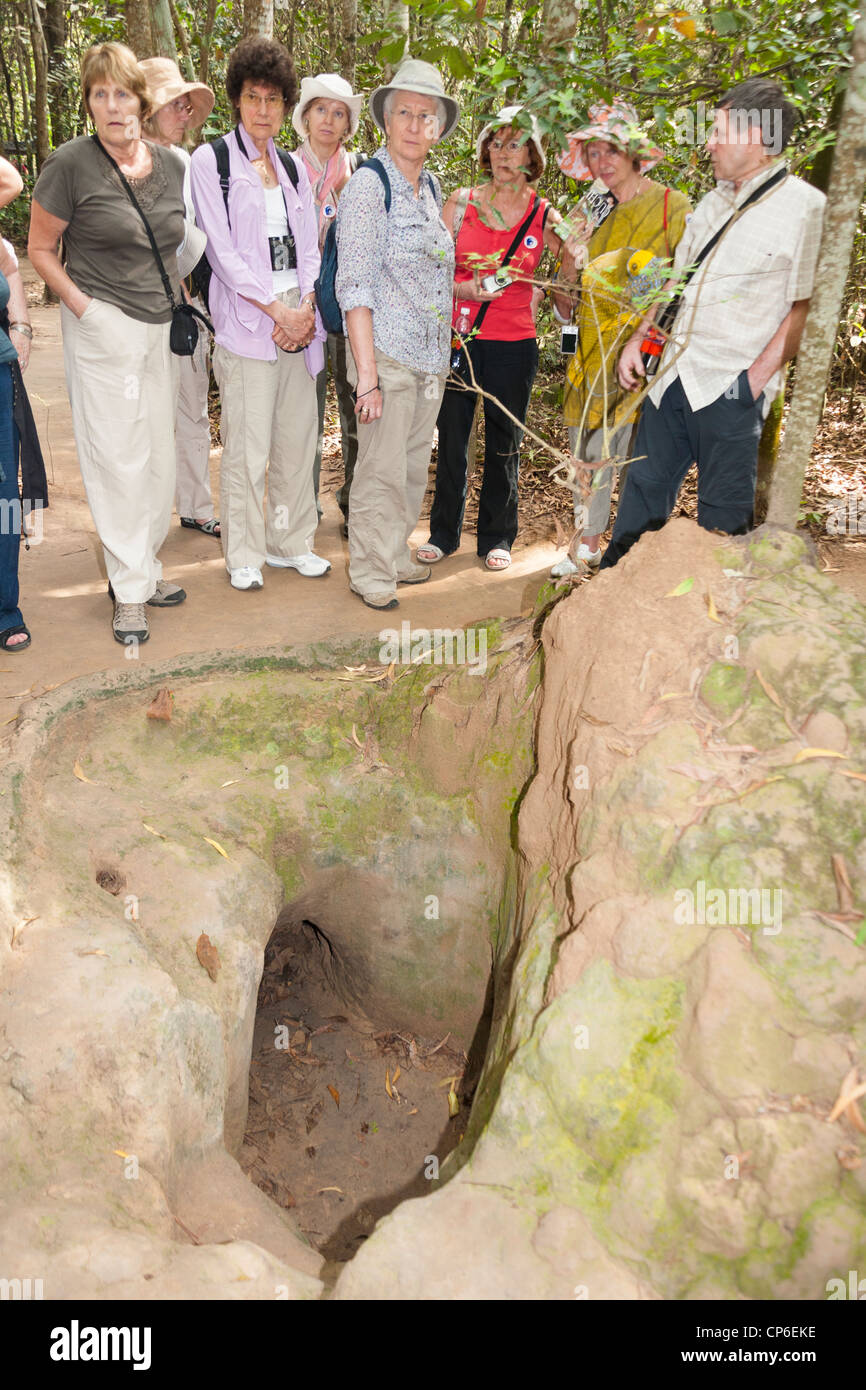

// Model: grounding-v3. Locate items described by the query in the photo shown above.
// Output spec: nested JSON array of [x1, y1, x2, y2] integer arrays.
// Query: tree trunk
[[169, 0, 195, 78], [340, 0, 357, 86], [26, 0, 50, 168], [198, 0, 219, 85], [150, 0, 179, 60], [500, 0, 514, 57], [125, 0, 153, 56], [754, 389, 784, 524], [0, 43, 23, 172], [541, 0, 582, 51], [766, 6, 866, 530], [243, 0, 274, 37], [44, 0, 67, 145], [384, 0, 409, 79]]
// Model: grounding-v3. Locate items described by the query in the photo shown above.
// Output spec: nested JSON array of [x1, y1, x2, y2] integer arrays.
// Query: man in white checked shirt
[[601, 79, 826, 569]]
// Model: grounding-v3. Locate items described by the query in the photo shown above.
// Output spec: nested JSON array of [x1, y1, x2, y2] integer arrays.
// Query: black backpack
[[315, 158, 436, 335], [189, 128, 299, 312]]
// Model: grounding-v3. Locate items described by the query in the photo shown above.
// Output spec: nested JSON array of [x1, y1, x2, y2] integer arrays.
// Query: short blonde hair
[[81, 43, 152, 123]]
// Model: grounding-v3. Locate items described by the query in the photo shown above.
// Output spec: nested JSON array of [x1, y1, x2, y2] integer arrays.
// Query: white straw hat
[[176, 219, 207, 280], [368, 58, 460, 141], [292, 73, 363, 140]]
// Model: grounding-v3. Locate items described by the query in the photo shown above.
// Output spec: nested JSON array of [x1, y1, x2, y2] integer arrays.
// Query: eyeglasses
[[241, 91, 284, 110], [168, 97, 193, 116], [490, 139, 527, 154]]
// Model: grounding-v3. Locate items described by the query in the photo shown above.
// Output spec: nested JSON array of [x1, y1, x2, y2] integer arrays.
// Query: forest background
[[1, 0, 863, 524]]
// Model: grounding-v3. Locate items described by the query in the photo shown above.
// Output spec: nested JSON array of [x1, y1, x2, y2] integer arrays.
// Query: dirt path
[[5, 261, 560, 727], [9, 260, 866, 728]]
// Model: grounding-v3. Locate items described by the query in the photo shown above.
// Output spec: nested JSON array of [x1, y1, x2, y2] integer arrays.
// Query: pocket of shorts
[[79, 297, 101, 323]]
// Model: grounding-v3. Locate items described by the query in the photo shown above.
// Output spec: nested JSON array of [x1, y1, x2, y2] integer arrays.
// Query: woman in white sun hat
[[293, 73, 364, 533], [417, 105, 569, 573], [140, 57, 221, 543]]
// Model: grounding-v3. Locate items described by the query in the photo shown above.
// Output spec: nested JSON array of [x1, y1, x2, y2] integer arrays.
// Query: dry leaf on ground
[[196, 932, 221, 982]]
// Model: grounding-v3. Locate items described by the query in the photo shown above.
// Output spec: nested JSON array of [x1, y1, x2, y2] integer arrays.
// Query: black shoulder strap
[[472, 193, 540, 339], [275, 147, 299, 189], [213, 135, 231, 223], [90, 134, 177, 312], [360, 156, 392, 213]]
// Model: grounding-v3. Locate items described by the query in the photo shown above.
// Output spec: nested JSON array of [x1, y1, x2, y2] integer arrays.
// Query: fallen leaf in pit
[[392, 1065, 401, 1085], [305, 1099, 324, 1134], [290, 1029, 305, 1047], [220, 778, 242, 788], [311, 1024, 336, 1037], [317, 1186, 344, 1195], [142, 822, 166, 839], [827, 1068, 866, 1126], [664, 577, 694, 598], [75, 948, 108, 958], [408, 1107, 419, 1116], [705, 591, 721, 623], [113, 1149, 128, 1158], [385, 1068, 393, 1099], [792, 748, 847, 764], [327, 1084, 340, 1108], [425, 1032, 451, 1058], [73, 760, 96, 784], [832, 853, 856, 916], [11, 915, 39, 947], [754, 670, 783, 709], [837, 769, 866, 783], [203, 836, 229, 859], [659, 691, 690, 702], [146, 688, 173, 721], [196, 932, 221, 982], [447, 1083, 460, 1118]]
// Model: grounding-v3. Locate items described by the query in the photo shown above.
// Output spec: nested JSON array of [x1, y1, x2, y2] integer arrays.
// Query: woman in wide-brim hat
[[140, 57, 220, 542], [418, 104, 570, 573], [293, 73, 364, 534], [549, 99, 690, 578], [334, 57, 459, 609]]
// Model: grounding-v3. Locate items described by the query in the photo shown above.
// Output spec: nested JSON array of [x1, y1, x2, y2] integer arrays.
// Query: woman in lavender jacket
[[190, 36, 329, 591]]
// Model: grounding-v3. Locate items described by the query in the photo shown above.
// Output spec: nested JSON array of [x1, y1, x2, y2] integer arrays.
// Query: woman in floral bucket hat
[[550, 100, 690, 578]]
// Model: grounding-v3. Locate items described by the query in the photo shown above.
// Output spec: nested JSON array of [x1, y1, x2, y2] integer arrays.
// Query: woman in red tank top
[[417, 106, 568, 570]]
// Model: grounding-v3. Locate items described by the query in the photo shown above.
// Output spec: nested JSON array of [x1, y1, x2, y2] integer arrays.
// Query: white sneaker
[[578, 543, 602, 568], [266, 552, 331, 577], [230, 566, 264, 590], [550, 554, 580, 578]]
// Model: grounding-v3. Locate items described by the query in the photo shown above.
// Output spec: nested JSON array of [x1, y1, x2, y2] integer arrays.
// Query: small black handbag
[[91, 134, 213, 356]]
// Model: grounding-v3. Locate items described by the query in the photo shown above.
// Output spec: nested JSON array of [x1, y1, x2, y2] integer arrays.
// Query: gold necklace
[[252, 157, 275, 187]]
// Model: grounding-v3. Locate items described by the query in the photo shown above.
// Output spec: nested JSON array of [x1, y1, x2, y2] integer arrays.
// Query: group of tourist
[[0, 34, 824, 649]]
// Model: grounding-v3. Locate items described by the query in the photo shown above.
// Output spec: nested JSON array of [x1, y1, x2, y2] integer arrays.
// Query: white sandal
[[416, 543, 445, 563], [485, 548, 511, 571]]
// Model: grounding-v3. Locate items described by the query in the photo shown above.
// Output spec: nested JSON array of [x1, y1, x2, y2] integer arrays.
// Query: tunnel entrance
[[240, 913, 487, 1264]]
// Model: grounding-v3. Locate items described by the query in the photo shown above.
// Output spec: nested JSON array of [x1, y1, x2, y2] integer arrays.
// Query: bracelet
[[9, 322, 32, 339], [355, 382, 380, 400]]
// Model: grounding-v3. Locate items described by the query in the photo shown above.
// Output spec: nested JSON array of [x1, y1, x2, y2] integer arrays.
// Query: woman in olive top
[[29, 42, 187, 645]]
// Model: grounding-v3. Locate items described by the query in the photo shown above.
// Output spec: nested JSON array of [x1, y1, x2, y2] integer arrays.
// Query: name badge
[[269, 234, 297, 272]]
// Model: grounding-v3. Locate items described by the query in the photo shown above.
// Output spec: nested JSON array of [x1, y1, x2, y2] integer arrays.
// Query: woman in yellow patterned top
[[551, 102, 689, 576]]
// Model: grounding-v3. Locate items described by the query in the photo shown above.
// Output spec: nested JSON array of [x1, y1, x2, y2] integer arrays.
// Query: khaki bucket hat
[[140, 57, 214, 129], [368, 58, 460, 141]]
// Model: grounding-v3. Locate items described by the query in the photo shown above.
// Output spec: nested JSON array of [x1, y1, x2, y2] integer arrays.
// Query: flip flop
[[0, 624, 31, 651], [416, 543, 446, 563], [484, 548, 511, 571], [180, 517, 221, 538]]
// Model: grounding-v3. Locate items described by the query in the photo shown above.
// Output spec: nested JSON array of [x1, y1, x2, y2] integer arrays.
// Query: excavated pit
[[241, 911, 488, 1262]]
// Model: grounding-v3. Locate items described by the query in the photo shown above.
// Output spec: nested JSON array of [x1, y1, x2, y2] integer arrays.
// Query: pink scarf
[[298, 139, 354, 249]]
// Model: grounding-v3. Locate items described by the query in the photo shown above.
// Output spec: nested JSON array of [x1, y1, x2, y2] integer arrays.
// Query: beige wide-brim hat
[[140, 57, 214, 129], [369, 58, 460, 141], [292, 73, 363, 140], [476, 105, 545, 172]]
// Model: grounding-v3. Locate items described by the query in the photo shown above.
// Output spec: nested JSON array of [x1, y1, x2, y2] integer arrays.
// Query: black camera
[[560, 326, 578, 356]]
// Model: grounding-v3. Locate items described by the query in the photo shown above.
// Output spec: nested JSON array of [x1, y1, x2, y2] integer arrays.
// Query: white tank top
[[264, 184, 300, 293]]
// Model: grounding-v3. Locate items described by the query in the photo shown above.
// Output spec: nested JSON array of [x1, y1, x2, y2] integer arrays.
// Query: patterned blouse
[[335, 146, 455, 376]]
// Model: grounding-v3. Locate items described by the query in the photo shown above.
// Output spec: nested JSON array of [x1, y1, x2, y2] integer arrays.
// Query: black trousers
[[428, 336, 539, 556], [600, 370, 765, 570]]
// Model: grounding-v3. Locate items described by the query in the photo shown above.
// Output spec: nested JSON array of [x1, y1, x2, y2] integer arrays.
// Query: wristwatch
[[9, 322, 32, 339]]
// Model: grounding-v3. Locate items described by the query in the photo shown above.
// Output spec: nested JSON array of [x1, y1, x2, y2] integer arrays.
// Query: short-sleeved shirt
[[33, 135, 185, 324], [453, 191, 550, 341], [651, 160, 826, 414], [335, 146, 454, 376], [0, 270, 16, 366]]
